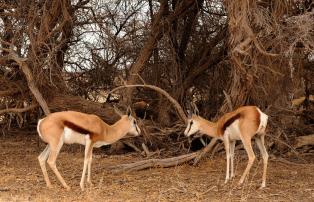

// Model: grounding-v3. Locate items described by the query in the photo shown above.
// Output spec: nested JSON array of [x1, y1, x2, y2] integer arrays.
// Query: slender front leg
[[80, 138, 92, 190], [87, 143, 94, 184], [230, 140, 236, 179], [224, 135, 231, 184]]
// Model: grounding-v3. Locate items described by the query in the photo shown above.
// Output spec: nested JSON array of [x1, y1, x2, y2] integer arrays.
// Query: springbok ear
[[187, 110, 192, 119], [126, 106, 132, 117]]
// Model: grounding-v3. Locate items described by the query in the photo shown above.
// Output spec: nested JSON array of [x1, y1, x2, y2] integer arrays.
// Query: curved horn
[[113, 105, 123, 117], [187, 110, 193, 119], [191, 102, 199, 116], [126, 106, 132, 117]]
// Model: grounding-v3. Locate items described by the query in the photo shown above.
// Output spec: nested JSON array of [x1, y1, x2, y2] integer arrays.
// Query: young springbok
[[184, 105, 269, 188], [37, 108, 141, 190]]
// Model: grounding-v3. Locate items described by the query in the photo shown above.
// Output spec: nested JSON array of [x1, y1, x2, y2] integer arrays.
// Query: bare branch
[[6, 48, 50, 115], [0, 104, 38, 114], [223, 90, 233, 111], [193, 138, 218, 165]]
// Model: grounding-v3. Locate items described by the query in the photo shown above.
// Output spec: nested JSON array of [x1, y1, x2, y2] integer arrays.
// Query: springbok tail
[[37, 118, 44, 139]]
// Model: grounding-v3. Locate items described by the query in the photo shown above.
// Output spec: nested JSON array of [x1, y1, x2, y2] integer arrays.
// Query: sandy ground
[[0, 133, 314, 202]]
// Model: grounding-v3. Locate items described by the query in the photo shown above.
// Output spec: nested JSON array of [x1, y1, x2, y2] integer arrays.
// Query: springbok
[[184, 105, 269, 188], [37, 107, 141, 190]]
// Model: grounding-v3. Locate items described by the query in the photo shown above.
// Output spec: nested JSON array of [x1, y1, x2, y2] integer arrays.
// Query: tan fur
[[192, 115, 219, 138], [191, 106, 261, 137], [217, 106, 260, 136], [37, 110, 140, 190], [185, 106, 269, 188]]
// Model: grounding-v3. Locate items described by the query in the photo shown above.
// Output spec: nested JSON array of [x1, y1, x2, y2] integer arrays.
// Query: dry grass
[[0, 134, 313, 202]]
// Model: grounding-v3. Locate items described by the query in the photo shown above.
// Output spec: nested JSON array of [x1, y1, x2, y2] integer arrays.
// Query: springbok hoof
[[80, 183, 85, 191], [64, 185, 71, 191], [259, 183, 266, 189], [237, 181, 244, 187]]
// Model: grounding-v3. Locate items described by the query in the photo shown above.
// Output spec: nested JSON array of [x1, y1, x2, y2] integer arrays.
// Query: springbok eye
[[133, 120, 137, 125], [190, 121, 193, 125]]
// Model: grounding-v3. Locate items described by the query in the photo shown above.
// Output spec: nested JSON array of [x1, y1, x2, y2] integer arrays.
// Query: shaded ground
[[0, 133, 314, 202]]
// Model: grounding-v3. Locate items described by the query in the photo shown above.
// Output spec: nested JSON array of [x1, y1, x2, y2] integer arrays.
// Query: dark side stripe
[[64, 121, 91, 135], [221, 113, 241, 134]]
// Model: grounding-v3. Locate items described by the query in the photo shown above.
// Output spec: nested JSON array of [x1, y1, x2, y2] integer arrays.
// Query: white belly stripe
[[225, 119, 242, 141], [63, 127, 87, 145], [63, 127, 110, 147], [224, 107, 268, 141]]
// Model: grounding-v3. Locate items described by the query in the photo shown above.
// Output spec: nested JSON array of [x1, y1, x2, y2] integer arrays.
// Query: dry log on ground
[[295, 134, 314, 148], [193, 138, 218, 165], [109, 152, 198, 173]]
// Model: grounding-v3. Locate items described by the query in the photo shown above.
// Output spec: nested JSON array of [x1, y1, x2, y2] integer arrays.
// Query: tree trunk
[[8, 52, 51, 115], [125, 0, 168, 103], [125, 0, 197, 103]]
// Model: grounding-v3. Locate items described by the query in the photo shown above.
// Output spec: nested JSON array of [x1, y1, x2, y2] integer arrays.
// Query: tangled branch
[[0, 104, 38, 114]]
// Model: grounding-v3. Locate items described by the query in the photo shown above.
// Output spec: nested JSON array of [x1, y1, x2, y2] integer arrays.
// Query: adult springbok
[[184, 105, 269, 188], [37, 107, 141, 190]]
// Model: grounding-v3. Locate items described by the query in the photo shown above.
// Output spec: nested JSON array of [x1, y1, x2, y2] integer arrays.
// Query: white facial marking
[[224, 119, 241, 141], [128, 117, 141, 136], [184, 119, 200, 136]]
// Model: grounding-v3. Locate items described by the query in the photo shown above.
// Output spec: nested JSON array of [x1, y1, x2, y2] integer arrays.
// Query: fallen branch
[[0, 104, 38, 114], [266, 133, 300, 155], [295, 134, 314, 148], [141, 143, 151, 157], [271, 157, 308, 167], [109, 152, 198, 173], [210, 142, 223, 159], [123, 141, 142, 153], [193, 137, 218, 165]]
